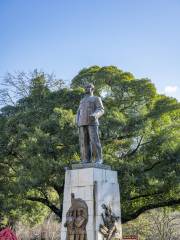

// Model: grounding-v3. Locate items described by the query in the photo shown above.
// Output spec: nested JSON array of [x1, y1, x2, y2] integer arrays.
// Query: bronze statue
[[99, 204, 120, 240], [74, 208, 87, 240], [64, 193, 88, 240], [76, 83, 104, 164], [64, 209, 75, 240]]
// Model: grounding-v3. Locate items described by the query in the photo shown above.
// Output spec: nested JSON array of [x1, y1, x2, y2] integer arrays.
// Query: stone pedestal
[[61, 164, 122, 240]]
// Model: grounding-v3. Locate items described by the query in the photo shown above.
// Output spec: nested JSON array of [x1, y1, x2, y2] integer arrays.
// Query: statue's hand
[[90, 113, 97, 120]]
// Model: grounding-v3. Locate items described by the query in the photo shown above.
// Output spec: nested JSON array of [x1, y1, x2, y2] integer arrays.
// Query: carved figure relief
[[64, 193, 88, 240], [99, 204, 121, 240]]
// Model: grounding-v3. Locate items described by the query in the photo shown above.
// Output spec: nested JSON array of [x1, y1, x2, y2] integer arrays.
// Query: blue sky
[[0, 0, 180, 100]]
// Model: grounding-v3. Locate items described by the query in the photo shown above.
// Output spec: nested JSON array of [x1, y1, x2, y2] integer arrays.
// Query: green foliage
[[123, 208, 180, 240], [0, 66, 179, 226]]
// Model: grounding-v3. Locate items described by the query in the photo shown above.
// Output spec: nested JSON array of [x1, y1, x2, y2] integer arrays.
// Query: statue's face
[[84, 84, 94, 94]]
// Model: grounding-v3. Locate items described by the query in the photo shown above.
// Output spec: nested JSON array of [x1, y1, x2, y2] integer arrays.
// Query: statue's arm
[[101, 213, 106, 225], [74, 218, 85, 227], [91, 97, 104, 118]]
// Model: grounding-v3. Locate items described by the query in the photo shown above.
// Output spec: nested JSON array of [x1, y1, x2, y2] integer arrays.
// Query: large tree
[[0, 67, 179, 224]]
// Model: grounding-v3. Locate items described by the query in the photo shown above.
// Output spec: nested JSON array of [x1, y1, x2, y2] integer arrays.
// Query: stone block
[[60, 231, 66, 240], [86, 200, 94, 216], [105, 170, 118, 183], [71, 186, 84, 199], [63, 186, 71, 202], [61, 166, 122, 240], [96, 182, 116, 202], [95, 215, 104, 230], [72, 162, 111, 170], [111, 201, 121, 216], [65, 170, 71, 185], [94, 168, 104, 182], [113, 184, 120, 201], [83, 185, 94, 201], [86, 215, 95, 231], [96, 231, 104, 240], [78, 168, 94, 186], [70, 169, 79, 186], [86, 230, 96, 240], [62, 200, 71, 217]]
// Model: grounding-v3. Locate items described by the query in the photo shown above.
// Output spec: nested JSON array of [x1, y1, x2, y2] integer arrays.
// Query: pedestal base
[[61, 166, 122, 240], [72, 162, 111, 170]]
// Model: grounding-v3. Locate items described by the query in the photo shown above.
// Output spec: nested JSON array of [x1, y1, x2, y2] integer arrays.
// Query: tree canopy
[[0, 66, 179, 225]]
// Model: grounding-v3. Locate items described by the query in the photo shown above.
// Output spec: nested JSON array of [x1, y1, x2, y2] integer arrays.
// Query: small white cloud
[[164, 85, 178, 93]]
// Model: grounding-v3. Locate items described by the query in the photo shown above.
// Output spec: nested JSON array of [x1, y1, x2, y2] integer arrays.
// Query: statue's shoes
[[95, 159, 103, 164]]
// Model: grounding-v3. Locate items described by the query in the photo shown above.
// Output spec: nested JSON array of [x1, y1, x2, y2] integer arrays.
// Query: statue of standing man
[[76, 83, 104, 164]]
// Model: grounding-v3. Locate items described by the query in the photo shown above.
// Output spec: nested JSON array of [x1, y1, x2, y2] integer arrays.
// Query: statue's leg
[[80, 234, 85, 240], [88, 125, 103, 163], [69, 235, 75, 240], [75, 234, 80, 240], [79, 126, 91, 163]]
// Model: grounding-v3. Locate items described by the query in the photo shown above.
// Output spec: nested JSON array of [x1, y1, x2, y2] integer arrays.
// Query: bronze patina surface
[[64, 193, 88, 240], [99, 204, 120, 240], [76, 83, 104, 164]]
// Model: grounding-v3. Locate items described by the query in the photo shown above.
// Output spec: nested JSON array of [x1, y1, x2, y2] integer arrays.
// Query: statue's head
[[84, 83, 94, 94]]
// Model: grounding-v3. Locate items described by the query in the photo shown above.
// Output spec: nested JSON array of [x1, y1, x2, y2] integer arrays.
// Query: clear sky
[[0, 0, 180, 100]]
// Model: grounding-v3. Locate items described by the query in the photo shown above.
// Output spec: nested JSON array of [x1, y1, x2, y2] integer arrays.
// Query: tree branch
[[124, 136, 143, 158], [102, 133, 134, 143], [26, 196, 62, 219], [130, 190, 165, 200], [143, 160, 162, 172], [122, 198, 180, 223]]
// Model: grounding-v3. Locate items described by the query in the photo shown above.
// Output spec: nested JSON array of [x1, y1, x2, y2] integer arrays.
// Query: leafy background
[[0, 66, 179, 232]]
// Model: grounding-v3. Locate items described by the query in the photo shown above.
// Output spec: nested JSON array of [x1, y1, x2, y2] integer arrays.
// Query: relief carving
[[64, 193, 88, 240], [99, 204, 121, 240]]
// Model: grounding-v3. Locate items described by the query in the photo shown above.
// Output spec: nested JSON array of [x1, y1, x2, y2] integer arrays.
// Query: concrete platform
[[60, 166, 122, 240]]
